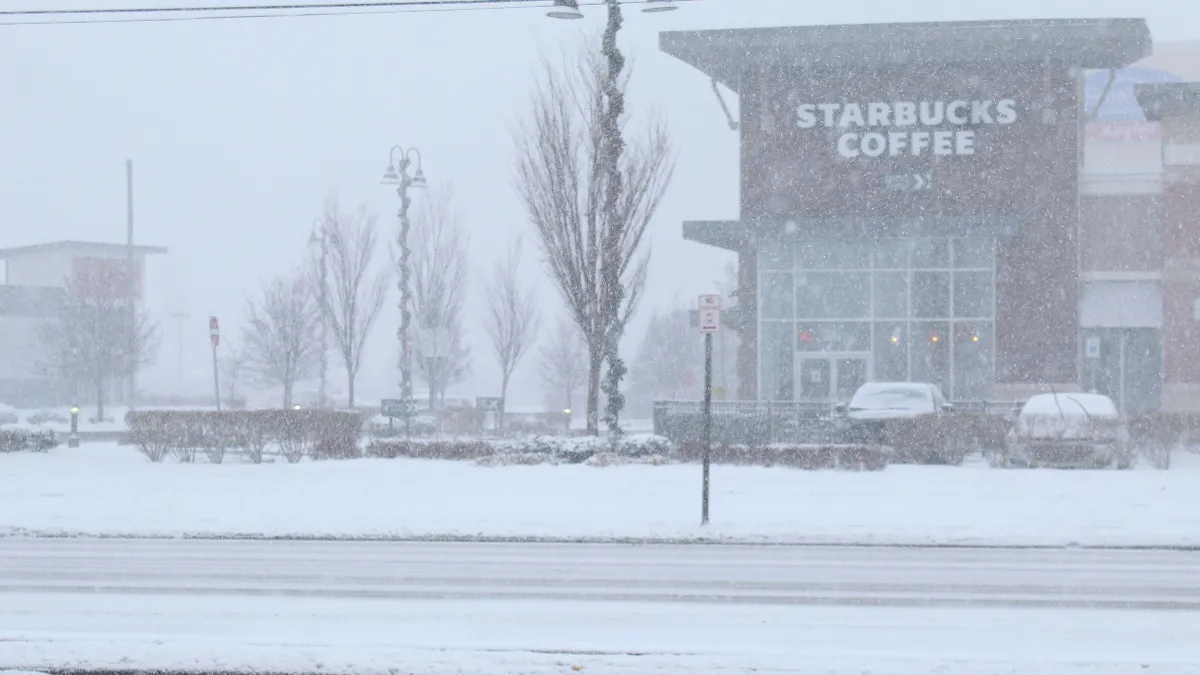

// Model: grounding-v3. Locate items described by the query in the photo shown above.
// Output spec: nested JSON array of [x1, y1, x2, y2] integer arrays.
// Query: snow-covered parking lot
[[3, 445, 1199, 546]]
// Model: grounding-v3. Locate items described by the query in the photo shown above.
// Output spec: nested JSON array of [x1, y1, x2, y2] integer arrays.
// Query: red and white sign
[[698, 294, 721, 310], [209, 316, 220, 347], [699, 308, 720, 334]]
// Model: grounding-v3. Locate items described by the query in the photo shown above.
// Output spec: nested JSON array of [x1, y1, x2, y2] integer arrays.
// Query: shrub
[[674, 442, 888, 470], [126, 409, 365, 464], [365, 434, 676, 464], [26, 411, 69, 426], [0, 428, 59, 453], [1129, 413, 1200, 470]]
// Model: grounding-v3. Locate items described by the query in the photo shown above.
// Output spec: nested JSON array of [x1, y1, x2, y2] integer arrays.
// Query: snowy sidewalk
[[2, 446, 1199, 547]]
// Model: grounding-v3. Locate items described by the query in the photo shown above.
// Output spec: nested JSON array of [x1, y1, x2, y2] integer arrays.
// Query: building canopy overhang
[[661, 19, 1152, 94], [1136, 82, 1200, 121], [685, 216, 1020, 251], [0, 240, 168, 260]]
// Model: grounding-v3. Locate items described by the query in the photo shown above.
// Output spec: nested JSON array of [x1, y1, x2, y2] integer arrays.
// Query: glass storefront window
[[796, 240, 872, 270], [953, 271, 993, 319], [953, 238, 995, 269], [761, 272, 794, 319], [797, 322, 870, 352], [953, 322, 993, 401], [795, 272, 870, 319], [874, 240, 911, 269], [760, 241, 794, 271], [911, 321, 951, 393], [912, 238, 950, 269], [873, 271, 908, 319], [912, 272, 950, 318], [760, 321, 795, 400], [872, 322, 908, 381], [763, 235, 997, 401]]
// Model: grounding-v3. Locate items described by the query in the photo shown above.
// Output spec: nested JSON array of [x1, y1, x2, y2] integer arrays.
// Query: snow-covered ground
[[3, 444, 1199, 546], [2, 540, 1197, 675], [6, 597, 1196, 675]]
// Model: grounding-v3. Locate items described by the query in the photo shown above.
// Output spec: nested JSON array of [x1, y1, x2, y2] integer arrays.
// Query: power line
[[0, 0, 682, 26], [0, 0, 538, 16]]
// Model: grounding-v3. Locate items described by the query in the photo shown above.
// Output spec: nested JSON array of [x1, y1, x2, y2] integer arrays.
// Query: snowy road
[[2, 540, 1199, 674]]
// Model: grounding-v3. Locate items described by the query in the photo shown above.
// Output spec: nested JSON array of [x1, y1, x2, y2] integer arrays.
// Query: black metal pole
[[702, 331, 713, 526]]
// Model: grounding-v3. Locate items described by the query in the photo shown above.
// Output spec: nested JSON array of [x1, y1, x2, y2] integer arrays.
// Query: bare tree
[[514, 42, 673, 435], [539, 314, 587, 415], [483, 237, 540, 424], [219, 347, 248, 409], [38, 264, 159, 420], [314, 197, 389, 409], [404, 185, 472, 408], [628, 307, 702, 417], [241, 269, 322, 409]]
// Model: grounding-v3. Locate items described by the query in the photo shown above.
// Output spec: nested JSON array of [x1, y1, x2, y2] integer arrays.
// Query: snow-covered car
[[835, 382, 959, 463], [996, 392, 1132, 469]]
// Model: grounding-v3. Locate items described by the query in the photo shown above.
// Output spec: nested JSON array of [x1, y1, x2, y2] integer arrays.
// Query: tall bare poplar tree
[[314, 197, 389, 408], [514, 40, 673, 435], [483, 237, 540, 425], [406, 185, 472, 408]]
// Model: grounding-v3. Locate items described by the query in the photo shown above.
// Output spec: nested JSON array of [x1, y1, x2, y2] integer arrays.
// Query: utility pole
[[126, 158, 137, 411]]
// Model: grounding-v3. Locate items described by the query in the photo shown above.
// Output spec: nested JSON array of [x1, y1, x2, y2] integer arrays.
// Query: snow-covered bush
[[126, 409, 364, 464], [367, 434, 676, 465], [26, 410, 69, 426], [0, 428, 59, 453], [476, 452, 563, 467], [675, 442, 889, 471], [1129, 413, 1200, 470], [585, 452, 674, 467]]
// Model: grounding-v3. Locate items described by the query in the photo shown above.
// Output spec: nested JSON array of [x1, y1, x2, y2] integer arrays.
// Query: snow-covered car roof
[[848, 382, 936, 414], [1019, 393, 1118, 419]]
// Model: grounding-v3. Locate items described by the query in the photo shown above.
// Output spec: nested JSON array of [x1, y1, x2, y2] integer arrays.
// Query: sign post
[[209, 317, 221, 412], [698, 294, 720, 526]]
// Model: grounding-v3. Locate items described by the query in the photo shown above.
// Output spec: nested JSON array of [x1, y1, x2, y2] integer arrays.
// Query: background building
[[662, 19, 1200, 413], [0, 241, 166, 408]]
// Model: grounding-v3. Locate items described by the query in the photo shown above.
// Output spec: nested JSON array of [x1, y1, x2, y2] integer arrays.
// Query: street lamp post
[[308, 218, 332, 409], [381, 145, 427, 436], [68, 404, 80, 448]]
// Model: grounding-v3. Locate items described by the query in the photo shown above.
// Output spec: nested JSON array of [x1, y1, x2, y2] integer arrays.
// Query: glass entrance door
[[796, 354, 870, 402]]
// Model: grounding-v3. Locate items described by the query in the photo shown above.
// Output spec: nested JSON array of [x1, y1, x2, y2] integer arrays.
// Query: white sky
[[1, 0, 1197, 406]]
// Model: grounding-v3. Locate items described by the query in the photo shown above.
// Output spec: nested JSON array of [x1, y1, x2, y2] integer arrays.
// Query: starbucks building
[[660, 19, 1160, 406]]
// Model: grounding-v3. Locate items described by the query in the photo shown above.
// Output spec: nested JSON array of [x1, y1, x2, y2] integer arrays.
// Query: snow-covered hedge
[[675, 442, 890, 471], [126, 409, 364, 464], [0, 428, 59, 453], [366, 435, 886, 470], [366, 434, 675, 464]]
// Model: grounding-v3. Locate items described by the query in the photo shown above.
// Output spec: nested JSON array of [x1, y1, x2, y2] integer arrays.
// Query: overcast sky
[[1, 0, 1197, 407]]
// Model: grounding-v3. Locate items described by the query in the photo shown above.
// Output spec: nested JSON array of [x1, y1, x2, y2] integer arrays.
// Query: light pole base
[[67, 435, 80, 449]]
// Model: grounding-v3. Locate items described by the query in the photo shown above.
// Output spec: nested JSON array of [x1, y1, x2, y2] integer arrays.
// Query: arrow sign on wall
[[884, 173, 932, 191]]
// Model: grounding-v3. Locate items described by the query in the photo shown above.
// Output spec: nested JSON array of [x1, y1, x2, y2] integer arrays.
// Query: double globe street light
[[546, 0, 680, 19], [381, 146, 426, 433]]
